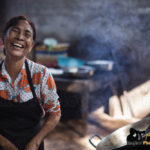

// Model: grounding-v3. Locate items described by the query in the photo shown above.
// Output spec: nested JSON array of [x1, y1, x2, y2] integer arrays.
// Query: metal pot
[[89, 117, 150, 150], [85, 60, 114, 71], [62, 65, 95, 79]]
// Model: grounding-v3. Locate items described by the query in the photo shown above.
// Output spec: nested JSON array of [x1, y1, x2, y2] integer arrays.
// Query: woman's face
[[4, 20, 34, 59]]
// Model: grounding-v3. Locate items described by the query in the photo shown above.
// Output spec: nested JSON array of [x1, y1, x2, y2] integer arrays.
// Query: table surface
[[54, 72, 117, 92], [54, 72, 118, 119]]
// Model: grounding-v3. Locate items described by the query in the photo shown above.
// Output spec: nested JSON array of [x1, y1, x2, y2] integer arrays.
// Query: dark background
[[0, 0, 150, 90]]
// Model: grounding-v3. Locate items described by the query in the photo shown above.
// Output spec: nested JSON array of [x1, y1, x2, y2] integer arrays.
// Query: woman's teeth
[[12, 43, 24, 48]]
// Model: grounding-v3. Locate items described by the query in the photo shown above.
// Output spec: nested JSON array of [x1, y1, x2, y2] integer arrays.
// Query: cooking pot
[[89, 117, 150, 150], [85, 60, 114, 71], [62, 65, 95, 79], [48, 65, 95, 79]]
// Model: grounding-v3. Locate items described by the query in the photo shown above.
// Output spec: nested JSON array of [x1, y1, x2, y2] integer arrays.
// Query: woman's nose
[[16, 32, 24, 40]]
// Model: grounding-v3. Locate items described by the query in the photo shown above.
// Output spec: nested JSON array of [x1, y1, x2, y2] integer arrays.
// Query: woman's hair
[[2, 15, 36, 42]]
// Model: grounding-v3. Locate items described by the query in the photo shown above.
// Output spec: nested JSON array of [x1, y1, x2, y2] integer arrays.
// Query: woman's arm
[[0, 134, 18, 150], [25, 67, 61, 150], [25, 112, 60, 150]]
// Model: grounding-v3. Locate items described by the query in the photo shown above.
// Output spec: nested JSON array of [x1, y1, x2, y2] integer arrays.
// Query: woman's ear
[[31, 41, 35, 48], [28, 41, 35, 53]]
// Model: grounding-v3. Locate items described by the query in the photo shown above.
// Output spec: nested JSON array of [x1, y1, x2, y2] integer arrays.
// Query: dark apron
[[0, 60, 44, 150]]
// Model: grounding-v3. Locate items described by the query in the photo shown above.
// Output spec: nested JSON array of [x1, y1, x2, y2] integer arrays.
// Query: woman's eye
[[25, 34, 31, 39], [25, 33, 31, 38], [11, 28, 19, 33], [24, 31, 32, 39]]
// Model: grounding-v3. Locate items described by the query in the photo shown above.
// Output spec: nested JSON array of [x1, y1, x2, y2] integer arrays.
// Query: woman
[[0, 15, 61, 150]]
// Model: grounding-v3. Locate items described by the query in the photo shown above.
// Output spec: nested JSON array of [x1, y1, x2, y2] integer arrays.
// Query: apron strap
[[25, 59, 37, 99], [0, 60, 4, 69], [25, 59, 45, 117]]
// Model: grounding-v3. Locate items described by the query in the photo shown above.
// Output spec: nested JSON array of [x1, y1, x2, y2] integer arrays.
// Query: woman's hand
[[24, 138, 40, 150], [0, 135, 18, 150], [25, 113, 60, 150]]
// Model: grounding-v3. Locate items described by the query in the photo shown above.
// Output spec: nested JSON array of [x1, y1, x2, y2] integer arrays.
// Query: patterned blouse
[[0, 59, 60, 115]]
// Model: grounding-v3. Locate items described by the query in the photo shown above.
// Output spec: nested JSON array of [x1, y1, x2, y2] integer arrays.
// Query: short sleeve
[[40, 67, 61, 116]]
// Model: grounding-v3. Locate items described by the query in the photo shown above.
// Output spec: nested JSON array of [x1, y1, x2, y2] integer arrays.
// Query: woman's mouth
[[11, 43, 24, 49]]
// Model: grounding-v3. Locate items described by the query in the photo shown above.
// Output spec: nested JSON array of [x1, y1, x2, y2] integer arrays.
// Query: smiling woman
[[4, 19, 34, 59], [0, 15, 61, 150]]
